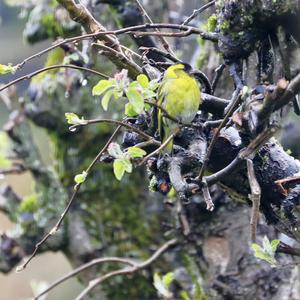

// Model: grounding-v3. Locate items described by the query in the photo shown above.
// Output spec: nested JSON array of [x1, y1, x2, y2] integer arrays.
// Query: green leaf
[[241, 85, 249, 98], [108, 143, 123, 158], [149, 79, 160, 90], [137, 74, 149, 88], [162, 272, 174, 290], [251, 243, 263, 253], [122, 158, 132, 173], [143, 89, 157, 99], [262, 236, 273, 255], [126, 87, 144, 114], [92, 80, 114, 96], [113, 159, 125, 181], [113, 89, 123, 100], [252, 246, 268, 260], [0, 63, 16, 75], [101, 89, 114, 111], [127, 147, 146, 158], [271, 239, 280, 252], [153, 273, 173, 298], [207, 14, 217, 32], [65, 112, 87, 125], [18, 194, 38, 213], [0, 131, 11, 167], [180, 290, 191, 300], [125, 103, 139, 117], [252, 238, 278, 267], [74, 171, 88, 184], [148, 176, 158, 192], [113, 158, 132, 181]]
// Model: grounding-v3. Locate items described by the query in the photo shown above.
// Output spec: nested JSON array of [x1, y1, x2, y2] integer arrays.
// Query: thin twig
[[75, 238, 178, 300], [92, 43, 142, 75], [16, 126, 122, 271], [69, 118, 158, 142], [203, 126, 278, 186], [139, 47, 180, 63], [246, 158, 261, 242], [12, 23, 217, 75], [0, 64, 109, 93], [0, 164, 26, 175], [144, 100, 199, 128], [34, 257, 136, 300], [134, 0, 175, 56], [182, 1, 216, 26], [131, 140, 159, 149], [139, 134, 175, 165], [277, 242, 300, 257], [274, 72, 300, 110], [197, 89, 243, 181], [121, 45, 142, 59], [176, 197, 190, 236], [212, 64, 226, 94], [103, 22, 218, 41], [132, 29, 195, 38]]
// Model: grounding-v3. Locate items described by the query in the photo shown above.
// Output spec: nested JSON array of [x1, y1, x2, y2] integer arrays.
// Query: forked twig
[[134, 0, 175, 56], [182, 1, 216, 25]]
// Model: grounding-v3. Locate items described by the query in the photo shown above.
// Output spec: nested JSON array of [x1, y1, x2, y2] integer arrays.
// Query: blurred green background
[[0, 2, 82, 299]]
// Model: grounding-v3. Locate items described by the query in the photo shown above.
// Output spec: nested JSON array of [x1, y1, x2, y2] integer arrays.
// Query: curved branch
[[75, 238, 178, 300], [34, 257, 136, 300], [0, 64, 109, 93], [13, 23, 217, 76], [69, 118, 158, 142], [182, 1, 216, 25]]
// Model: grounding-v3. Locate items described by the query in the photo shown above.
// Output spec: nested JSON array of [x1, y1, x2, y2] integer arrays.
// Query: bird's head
[[164, 63, 192, 78]]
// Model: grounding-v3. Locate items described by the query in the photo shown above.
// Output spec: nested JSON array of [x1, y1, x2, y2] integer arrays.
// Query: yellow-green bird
[[158, 63, 201, 153]]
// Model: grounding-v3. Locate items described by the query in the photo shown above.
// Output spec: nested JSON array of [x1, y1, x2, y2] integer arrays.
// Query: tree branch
[[75, 238, 178, 300]]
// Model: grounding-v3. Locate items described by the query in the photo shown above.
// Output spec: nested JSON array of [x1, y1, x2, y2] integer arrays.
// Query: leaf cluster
[[108, 142, 146, 180], [92, 70, 158, 116], [252, 236, 280, 266]]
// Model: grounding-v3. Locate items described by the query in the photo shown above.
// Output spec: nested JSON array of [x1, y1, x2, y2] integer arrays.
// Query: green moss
[[207, 14, 218, 32], [148, 175, 158, 192], [18, 194, 39, 213], [41, 13, 64, 37], [286, 149, 292, 155], [196, 42, 208, 69], [182, 254, 208, 300], [220, 20, 230, 32]]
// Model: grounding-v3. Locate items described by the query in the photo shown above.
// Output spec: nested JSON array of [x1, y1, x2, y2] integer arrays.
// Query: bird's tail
[[161, 126, 174, 154], [163, 135, 174, 154]]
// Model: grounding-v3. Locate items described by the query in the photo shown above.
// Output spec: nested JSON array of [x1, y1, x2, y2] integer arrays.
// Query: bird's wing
[[157, 83, 165, 141]]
